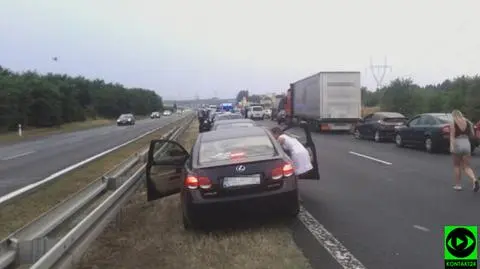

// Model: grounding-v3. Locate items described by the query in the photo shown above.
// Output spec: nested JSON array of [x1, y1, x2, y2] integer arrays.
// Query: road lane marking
[[348, 151, 392, 165], [1, 151, 36, 161], [413, 225, 430, 232], [299, 206, 368, 269], [0, 116, 185, 205]]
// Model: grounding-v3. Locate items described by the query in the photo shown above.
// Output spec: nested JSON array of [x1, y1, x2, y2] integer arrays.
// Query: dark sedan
[[353, 112, 407, 142], [211, 119, 256, 131], [394, 113, 479, 153], [145, 125, 319, 229], [117, 113, 135, 126]]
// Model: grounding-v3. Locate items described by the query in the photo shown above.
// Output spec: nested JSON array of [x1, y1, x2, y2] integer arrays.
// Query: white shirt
[[279, 134, 314, 175]]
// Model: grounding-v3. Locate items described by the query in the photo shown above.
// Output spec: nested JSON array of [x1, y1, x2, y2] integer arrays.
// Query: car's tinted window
[[252, 107, 263, 111], [199, 135, 275, 164], [409, 117, 421, 126], [435, 114, 453, 123]]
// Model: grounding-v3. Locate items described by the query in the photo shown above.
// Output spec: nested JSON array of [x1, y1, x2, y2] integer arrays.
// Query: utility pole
[[369, 57, 392, 89]]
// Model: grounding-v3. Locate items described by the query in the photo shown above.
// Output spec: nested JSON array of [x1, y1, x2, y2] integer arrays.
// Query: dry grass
[[361, 106, 381, 117], [0, 119, 114, 144], [77, 121, 312, 269], [0, 120, 183, 238]]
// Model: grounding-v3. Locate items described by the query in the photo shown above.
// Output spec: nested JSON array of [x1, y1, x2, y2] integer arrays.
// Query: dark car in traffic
[[145, 124, 319, 229], [198, 109, 214, 133], [394, 113, 479, 153], [211, 119, 256, 131], [117, 113, 135, 126], [353, 112, 407, 142]]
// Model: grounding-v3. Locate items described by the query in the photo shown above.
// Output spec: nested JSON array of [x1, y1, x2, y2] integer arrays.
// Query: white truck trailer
[[287, 71, 362, 131]]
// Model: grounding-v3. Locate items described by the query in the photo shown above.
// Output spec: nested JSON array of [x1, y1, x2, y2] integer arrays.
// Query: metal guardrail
[[0, 114, 191, 207], [0, 114, 195, 269]]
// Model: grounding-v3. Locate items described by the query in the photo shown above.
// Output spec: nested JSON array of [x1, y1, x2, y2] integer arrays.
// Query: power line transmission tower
[[369, 57, 392, 89]]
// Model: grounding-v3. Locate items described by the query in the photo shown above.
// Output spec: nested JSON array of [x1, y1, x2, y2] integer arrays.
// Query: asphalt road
[[0, 115, 185, 196], [259, 120, 480, 269]]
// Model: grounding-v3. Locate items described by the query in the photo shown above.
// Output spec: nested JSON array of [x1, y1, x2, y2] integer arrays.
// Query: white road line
[[1, 151, 36, 161], [0, 118, 180, 205], [413, 225, 430, 232], [298, 206, 368, 269], [348, 151, 392, 166]]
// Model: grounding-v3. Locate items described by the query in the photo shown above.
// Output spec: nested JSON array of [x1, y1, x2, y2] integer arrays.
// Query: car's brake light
[[442, 125, 450, 133], [271, 162, 295, 179], [185, 175, 212, 189], [283, 163, 294, 177]]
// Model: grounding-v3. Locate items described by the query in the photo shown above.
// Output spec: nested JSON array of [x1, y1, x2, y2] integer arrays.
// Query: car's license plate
[[223, 175, 261, 188]]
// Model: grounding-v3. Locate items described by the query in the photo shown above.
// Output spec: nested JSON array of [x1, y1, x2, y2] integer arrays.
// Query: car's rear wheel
[[374, 131, 381, 142], [354, 129, 361, 139], [395, 134, 403, 147], [425, 137, 434, 153]]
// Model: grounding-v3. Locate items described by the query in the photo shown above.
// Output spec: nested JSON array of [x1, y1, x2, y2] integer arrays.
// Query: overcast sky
[[1, 0, 479, 100]]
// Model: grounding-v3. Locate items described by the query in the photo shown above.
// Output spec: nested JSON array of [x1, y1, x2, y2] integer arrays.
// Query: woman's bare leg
[[462, 155, 479, 192], [453, 155, 462, 189]]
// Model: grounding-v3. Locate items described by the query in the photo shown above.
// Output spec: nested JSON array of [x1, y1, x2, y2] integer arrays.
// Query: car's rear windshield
[[199, 135, 276, 164], [215, 123, 254, 130], [435, 114, 453, 123], [252, 107, 263, 111]]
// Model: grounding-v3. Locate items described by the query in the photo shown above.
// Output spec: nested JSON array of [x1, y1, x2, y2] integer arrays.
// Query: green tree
[[0, 66, 164, 131]]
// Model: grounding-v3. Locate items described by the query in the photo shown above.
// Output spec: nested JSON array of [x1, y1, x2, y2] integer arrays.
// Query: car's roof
[[213, 119, 254, 125], [375, 112, 405, 117], [200, 126, 268, 142]]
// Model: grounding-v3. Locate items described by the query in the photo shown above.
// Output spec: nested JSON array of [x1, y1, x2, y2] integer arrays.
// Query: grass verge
[[0, 119, 187, 239], [77, 121, 312, 269], [0, 119, 114, 144]]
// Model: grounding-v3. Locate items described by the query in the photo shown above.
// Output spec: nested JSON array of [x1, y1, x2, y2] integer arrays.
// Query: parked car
[[150, 111, 161, 119], [248, 106, 265, 120], [117, 113, 135, 126], [353, 112, 407, 142], [144, 123, 319, 229], [211, 119, 256, 131], [394, 113, 479, 153]]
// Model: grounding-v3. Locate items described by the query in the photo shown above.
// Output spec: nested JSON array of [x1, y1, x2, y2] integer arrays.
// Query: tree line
[[236, 90, 265, 104], [362, 75, 480, 121], [0, 66, 164, 131]]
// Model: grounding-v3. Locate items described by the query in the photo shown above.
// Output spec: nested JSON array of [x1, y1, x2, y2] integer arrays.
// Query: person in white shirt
[[270, 127, 313, 177]]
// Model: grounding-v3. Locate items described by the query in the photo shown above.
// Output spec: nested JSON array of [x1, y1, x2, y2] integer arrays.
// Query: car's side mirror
[[358, 118, 364, 123]]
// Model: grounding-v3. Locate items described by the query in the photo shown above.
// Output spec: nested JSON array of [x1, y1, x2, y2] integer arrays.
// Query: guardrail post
[[105, 176, 117, 190]]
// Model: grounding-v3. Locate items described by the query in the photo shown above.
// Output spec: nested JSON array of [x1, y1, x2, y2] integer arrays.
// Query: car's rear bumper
[[184, 181, 298, 219]]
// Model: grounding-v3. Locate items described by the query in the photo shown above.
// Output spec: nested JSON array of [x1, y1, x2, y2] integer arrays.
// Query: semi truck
[[280, 71, 362, 131]]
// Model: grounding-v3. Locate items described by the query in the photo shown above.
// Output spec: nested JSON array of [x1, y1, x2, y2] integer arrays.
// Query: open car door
[[282, 121, 320, 180], [146, 139, 190, 201]]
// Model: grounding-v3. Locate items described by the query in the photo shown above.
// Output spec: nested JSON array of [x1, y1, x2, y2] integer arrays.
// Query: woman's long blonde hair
[[452, 109, 467, 126]]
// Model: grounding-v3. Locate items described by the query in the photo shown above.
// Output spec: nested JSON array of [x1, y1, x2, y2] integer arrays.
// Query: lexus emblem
[[235, 165, 246, 172]]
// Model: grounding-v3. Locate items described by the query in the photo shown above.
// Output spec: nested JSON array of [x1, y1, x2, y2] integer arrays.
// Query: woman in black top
[[450, 109, 479, 192]]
